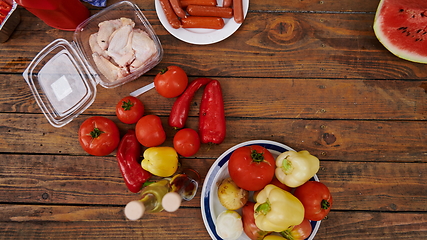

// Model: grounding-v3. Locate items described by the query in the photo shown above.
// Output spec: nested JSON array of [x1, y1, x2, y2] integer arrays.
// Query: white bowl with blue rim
[[201, 140, 321, 240]]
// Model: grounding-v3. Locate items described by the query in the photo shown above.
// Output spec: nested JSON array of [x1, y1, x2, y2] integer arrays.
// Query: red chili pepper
[[116, 129, 152, 193], [199, 79, 226, 144], [168, 77, 213, 129]]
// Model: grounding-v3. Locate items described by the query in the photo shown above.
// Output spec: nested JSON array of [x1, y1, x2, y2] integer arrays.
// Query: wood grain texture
[[0, 0, 426, 239]]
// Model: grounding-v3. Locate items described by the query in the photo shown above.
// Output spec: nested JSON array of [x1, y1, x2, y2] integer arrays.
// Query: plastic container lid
[[22, 1, 163, 128]]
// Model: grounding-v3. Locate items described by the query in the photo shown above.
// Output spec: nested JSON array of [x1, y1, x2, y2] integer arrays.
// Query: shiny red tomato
[[269, 176, 292, 192], [78, 116, 120, 156], [135, 115, 166, 147], [228, 145, 276, 191], [280, 218, 312, 240], [115, 96, 144, 124], [293, 181, 333, 221], [173, 128, 200, 157], [154, 66, 188, 98]]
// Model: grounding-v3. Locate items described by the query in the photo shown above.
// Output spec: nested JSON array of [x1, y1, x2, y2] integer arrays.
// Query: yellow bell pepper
[[263, 235, 286, 240], [141, 147, 178, 177], [254, 184, 304, 232], [275, 150, 319, 188]]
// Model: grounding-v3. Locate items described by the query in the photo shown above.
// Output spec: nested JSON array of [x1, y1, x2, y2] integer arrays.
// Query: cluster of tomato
[[0, 0, 11, 25], [78, 66, 196, 157], [78, 66, 225, 192]]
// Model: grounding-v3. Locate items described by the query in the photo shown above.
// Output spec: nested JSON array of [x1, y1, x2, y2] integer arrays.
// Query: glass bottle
[[124, 179, 170, 221], [161, 168, 201, 212]]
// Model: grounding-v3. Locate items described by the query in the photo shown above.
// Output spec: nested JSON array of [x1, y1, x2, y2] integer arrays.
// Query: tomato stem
[[121, 99, 134, 111], [321, 199, 330, 210], [250, 150, 265, 163], [160, 67, 168, 74], [90, 128, 104, 138]]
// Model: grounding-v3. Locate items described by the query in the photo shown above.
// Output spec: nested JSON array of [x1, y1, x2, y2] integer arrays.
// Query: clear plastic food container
[[23, 1, 163, 128]]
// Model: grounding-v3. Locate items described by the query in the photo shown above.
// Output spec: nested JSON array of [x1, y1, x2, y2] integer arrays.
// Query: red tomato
[[154, 66, 188, 98], [115, 96, 144, 124], [242, 201, 270, 240], [293, 181, 333, 221], [173, 128, 200, 157], [280, 218, 312, 240], [228, 145, 276, 191], [135, 115, 166, 147], [78, 116, 120, 156], [269, 177, 292, 192]]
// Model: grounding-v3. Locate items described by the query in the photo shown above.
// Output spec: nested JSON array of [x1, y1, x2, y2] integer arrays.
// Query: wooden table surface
[[1, 0, 426, 239]]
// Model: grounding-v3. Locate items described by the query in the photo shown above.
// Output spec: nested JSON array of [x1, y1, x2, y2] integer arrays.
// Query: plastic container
[[15, 0, 90, 31], [22, 1, 163, 128], [0, 0, 20, 43]]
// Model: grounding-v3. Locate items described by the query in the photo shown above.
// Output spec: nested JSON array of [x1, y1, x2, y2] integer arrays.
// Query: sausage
[[180, 0, 216, 8], [186, 5, 233, 18], [181, 16, 225, 29], [222, 0, 232, 7], [159, 0, 181, 28], [233, 0, 244, 24], [169, 0, 187, 19]]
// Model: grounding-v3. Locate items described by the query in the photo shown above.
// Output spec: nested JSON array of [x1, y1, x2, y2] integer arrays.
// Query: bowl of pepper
[[201, 140, 322, 240]]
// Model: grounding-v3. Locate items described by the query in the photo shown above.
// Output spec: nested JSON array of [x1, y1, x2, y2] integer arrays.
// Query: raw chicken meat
[[92, 52, 128, 82], [97, 19, 122, 50], [89, 18, 158, 83], [106, 24, 135, 67], [89, 33, 109, 59], [130, 29, 157, 73]]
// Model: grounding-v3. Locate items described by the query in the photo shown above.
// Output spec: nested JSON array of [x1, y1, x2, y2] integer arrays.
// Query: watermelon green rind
[[373, 0, 427, 64]]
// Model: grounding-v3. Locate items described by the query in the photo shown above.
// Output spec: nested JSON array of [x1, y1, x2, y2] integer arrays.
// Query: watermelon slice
[[373, 0, 427, 63]]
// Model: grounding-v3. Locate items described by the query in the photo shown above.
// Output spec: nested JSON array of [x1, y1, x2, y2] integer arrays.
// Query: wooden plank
[[3, 12, 427, 79], [1, 74, 426, 120], [0, 205, 426, 239], [1, 114, 425, 162], [1, 154, 427, 212]]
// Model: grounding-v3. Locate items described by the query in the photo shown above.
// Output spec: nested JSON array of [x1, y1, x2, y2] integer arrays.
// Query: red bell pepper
[[199, 79, 226, 144], [168, 77, 213, 129], [116, 129, 152, 193]]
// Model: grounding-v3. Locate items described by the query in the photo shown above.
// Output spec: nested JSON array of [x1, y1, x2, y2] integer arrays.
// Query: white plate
[[155, 0, 249, 45], [201, 140, 321, 240]]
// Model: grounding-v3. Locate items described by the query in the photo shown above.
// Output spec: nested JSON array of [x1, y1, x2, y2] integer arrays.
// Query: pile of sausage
[[159, 0, 244, 29]]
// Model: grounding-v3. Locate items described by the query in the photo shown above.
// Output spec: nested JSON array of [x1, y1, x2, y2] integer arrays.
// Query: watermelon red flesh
[[373, 0, 427, 63]]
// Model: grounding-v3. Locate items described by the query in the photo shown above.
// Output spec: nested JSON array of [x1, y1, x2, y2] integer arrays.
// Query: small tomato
[[78, 116, 120, 156], [115, 96, 144, 124], [173, 128, 200, 157], [280, 218, 312, 240], [154, 66, 188, 98], [293, 181, 333, 221], [135, 115, 166, 147], [228, 145, 276, 191]]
